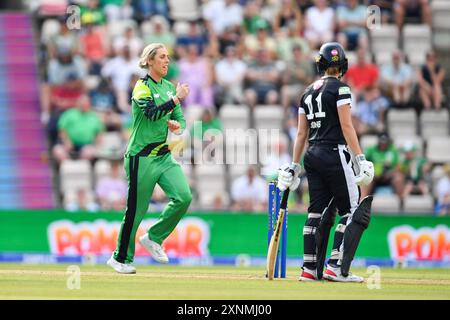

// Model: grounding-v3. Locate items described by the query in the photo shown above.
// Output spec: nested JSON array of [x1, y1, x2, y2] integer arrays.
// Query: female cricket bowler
[[277, 42, 374, 282], [108, 43, 191, 273]]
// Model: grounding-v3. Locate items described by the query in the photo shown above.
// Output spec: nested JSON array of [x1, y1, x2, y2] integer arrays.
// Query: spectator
[[47, 47, 87, 87], [231, 166, 267, 212], [281, 45, 315, 110], [244, 48, 280, 108], [418, 50, 445, 110], [79, 22, 109, 75], [89, 78, 122, 131], [380, 49, 414, 107], [47, 16, 79, 59], [178, 44, 214, 109], [435, 163, 450, 216], [304, 0, 335, 50], [272, 0, 303, 36], [244, 19, 277, 60], [132, 0, 168, 21], [345, 47, 379, 99], [202, 0, 243, 35], [191, 109, 223, 140], [176, 20, 209, 57], [276, 21, 310, 62], [80, 0, 107, 26], [113, 26, 143, 58], [297, 0, 314, 13], [52, 95, 104, 163], [45, 47, 87, 145], [101, 0, 133, 22], [144, 15, 176, 55], [399, 141, 430, 199], [242, 0, 265, 34], [65, 189, 99, 212], [361, 133, 403, 198], [336, 0, 368, 50], [369, 0, 395, 24], [96, 160, 127, 211], [217, 26, 242, 56], [214, 45, 247, 105], [101, 45, 144, 112], [353, 88, 389, 136], [394, 0, 431, 29]]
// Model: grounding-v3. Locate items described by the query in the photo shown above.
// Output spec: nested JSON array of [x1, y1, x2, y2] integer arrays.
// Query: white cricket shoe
[[107, 255, 136, 274], [299, 268, 319, 281], [323, 264, 364, 283], [139, 234, 169, 264]]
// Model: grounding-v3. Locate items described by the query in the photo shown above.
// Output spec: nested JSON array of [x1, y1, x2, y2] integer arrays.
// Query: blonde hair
[[139, 43, 165, 69]]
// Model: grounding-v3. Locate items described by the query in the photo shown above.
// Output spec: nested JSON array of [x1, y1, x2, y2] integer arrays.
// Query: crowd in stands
[[35, 0, 449, 215]]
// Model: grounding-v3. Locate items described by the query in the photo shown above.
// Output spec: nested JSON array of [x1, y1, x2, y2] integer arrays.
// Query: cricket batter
[[278, 43, 374, 282], [108, 43, 192, 274]]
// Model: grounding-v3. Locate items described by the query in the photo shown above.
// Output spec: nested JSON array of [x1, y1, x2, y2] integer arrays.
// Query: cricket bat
[[266, 189, 290, 280]]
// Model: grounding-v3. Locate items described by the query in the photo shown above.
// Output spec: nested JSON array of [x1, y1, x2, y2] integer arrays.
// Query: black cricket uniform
[[299, 76, 359, 268]]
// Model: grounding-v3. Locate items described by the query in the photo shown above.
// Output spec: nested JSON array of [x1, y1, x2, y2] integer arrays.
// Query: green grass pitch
[[0, 264, 449, 300]]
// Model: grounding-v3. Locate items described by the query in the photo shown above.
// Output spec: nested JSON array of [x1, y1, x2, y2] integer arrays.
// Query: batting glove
[[278, 162, 301, 191], [354, 154, 374, 186]]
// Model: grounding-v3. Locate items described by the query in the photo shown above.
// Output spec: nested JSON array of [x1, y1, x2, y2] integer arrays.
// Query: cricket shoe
[[323, 265, 364, 283], [107, 255, 136, 274], [139, 234, 169, 264], [299, 268, 319, 281]]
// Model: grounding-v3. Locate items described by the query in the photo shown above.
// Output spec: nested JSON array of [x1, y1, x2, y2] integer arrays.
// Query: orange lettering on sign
[[395, 232, 413, 258], [75, 229, 96, 253], [98, 227, 118, 254], [163, 228, 179, 256], [184, 224, 203, 256], [54, 227, 73, 254]]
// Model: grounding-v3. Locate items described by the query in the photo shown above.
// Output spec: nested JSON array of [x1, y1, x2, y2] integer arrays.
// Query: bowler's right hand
[[176, 83, 190, 101]]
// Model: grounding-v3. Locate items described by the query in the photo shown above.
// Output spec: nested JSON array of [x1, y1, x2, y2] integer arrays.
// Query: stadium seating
[[431, 0, 450, 30], [420, 109, 450, 138], [59, 160, 92, 194], [254, 105, 284, 131], [107, 19, 137, 39], [370, 24, 399, 66], [426, 137, 450, 164], [40, 18, 60, 44], [195, 164, 227, 209], [403, 195, 435, 214], [431, 165, 444, 197], [403, 24, 431, 66], [372, 194, 401, 214], [219, 104, 250, 130], [168, 0, 200, 21], [387, 109, 418, 137], [185, 104, 206, 126], [360, 134, 378, 150], [393, 135, 424, 156], [96, 132, 125, 159], [25, 0, 450, 214]]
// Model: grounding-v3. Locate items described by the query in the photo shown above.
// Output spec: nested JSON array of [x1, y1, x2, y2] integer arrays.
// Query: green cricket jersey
[[126, 74, 186, 157]]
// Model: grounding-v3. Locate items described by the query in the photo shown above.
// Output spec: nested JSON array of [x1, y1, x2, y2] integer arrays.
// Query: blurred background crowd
[[16, 0, 450, 215]]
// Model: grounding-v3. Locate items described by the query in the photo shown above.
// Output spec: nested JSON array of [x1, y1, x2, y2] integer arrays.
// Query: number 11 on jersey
[[304, 93, 326, 120]]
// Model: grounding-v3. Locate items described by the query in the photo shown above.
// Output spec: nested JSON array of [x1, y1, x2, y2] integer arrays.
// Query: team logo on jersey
[[339, 86, 351, 95], [167, 91, 174, 99], [154, 94, 160, 98]]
